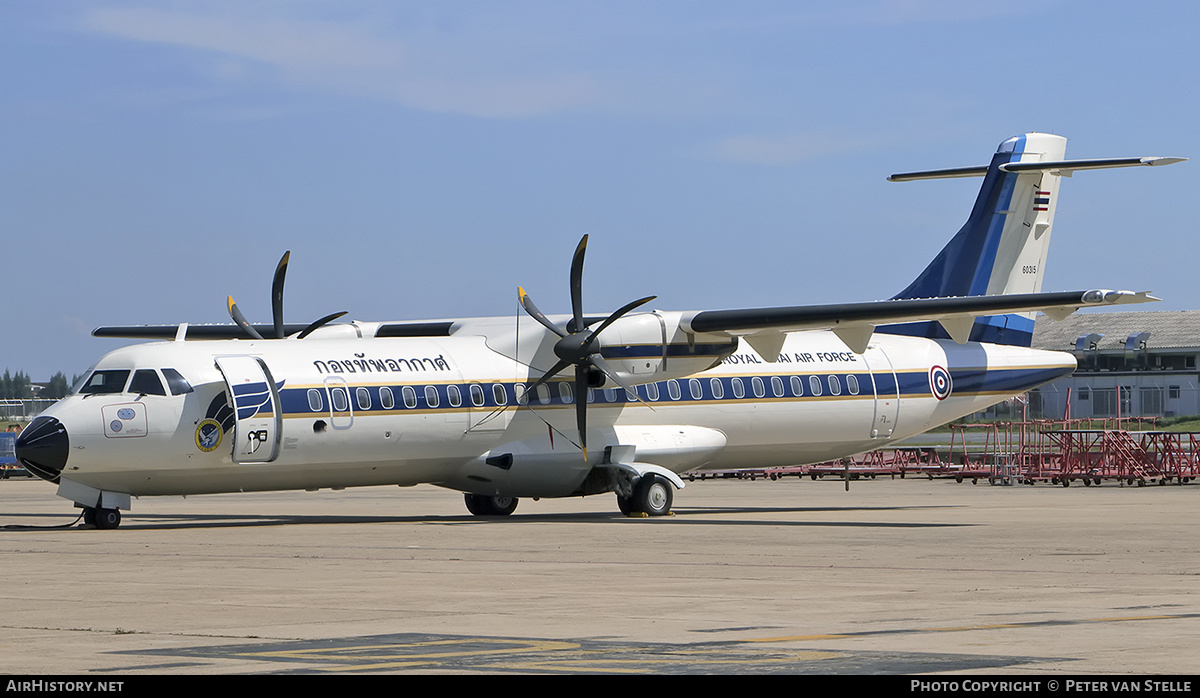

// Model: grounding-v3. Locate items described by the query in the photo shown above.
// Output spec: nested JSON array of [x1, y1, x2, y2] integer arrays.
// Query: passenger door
[[215, 355, 282, 463]]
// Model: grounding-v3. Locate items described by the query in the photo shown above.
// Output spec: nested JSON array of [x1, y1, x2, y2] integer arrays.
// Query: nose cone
[[15, 416, 69, 483]]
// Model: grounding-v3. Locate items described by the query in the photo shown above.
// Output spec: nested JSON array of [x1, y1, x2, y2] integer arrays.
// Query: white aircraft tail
[[883, 132, 1182, 347]]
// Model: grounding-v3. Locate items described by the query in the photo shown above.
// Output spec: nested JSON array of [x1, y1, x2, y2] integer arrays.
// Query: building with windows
[[1030, 310, 1200, 420]]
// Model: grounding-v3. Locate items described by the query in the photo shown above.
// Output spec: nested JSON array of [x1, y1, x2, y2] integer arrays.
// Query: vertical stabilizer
[[884, 133, 1067, 347]]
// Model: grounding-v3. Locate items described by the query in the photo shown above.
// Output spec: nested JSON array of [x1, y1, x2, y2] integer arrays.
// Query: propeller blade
[[516, 236, 657, 460], [584, 295, 657, 343], [296, 311, 348, 339], [271, 251, 290, 339], [519, 286, 567, 338], [590, 354, 644, 404], [524, 358, 573, 398], [227, 296, 265, 340], [568, 235, 587, 333], [574, 363, 589, 460]]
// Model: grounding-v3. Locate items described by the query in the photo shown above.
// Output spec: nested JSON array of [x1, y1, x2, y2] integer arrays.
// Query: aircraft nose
[[15, 416, 69, 483]]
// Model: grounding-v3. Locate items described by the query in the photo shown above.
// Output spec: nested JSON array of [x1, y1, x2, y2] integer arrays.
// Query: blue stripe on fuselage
[[274, 363, 1072, 417]]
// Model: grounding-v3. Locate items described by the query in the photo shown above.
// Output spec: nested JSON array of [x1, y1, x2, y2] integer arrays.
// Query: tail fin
[[881, 132, 1182, 347]]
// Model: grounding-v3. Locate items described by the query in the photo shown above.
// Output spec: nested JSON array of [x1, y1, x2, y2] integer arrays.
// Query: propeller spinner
[[519, 235, 656, 459], [226, 251, 348, 340]]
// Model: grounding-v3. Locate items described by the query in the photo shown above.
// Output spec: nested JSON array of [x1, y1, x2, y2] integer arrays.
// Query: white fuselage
[[35, 327, 1074, 502]]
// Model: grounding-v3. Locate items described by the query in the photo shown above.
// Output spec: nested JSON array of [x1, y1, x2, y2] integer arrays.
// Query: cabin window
[[161, 368, 194, 395], [668, 380, 682, 401], [560, 383, 574, 404], [331, 387, 349, 412], [605, 388, 618, 403], [689, 379, 702, 400], [847, 375, 860, 395], [771, 376, 785, 397], [402, 386, 417, 408], [710, 378, 724, 399], [379, 386, 395, 410], [646, 382, 659, 401], [790, 375, 804, 397], [732, 377, 745, 399], [425, 385, 440, 408], [809, 376, 823, 396], [129, 369, 167, 396], [470, 384, 486, 407], [537, 384, 551, 405], [827, 375, 842, 396], [79, 370, 130, 395], [447, 385, 462, 407], [356, 387, 371, 410], [492, 383, 508, 406], [587, 388, 595, 404], [307, 389, 323, 412], [751, 376, 765, 398]]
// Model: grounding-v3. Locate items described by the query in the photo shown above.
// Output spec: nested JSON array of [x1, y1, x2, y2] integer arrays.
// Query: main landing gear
[[616, 474, 673, 517], [82, 506, 122, 530], [464, 494, 519, 516]]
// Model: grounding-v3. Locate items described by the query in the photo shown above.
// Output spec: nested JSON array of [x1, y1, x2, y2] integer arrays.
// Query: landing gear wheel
[[616, 494, 635, 516], [82, 507, 97, 527], [464, 494, 518, 516], [94, 508, 121, 529], [632, 475, 673, 517]]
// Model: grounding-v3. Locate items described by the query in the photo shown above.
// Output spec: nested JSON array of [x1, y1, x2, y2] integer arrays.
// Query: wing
[[680, 289, 1158, 355]]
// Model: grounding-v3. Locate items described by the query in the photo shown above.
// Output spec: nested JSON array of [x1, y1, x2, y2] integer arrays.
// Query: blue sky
[[3, 1, 1197, 381]]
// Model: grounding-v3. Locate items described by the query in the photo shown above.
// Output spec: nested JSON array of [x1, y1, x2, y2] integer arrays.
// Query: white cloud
[[80, 6, 601, 118]]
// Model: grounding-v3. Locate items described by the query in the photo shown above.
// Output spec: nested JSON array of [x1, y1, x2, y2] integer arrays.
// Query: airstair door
[[861, 345, 900, 439], [215, 355, 282, 463]]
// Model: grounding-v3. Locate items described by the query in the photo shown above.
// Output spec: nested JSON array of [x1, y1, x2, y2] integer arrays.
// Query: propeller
[[519, 235, 656, 459], [226, 251, 348, 340]]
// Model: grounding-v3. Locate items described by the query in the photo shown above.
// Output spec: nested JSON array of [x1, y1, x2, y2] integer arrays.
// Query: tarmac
[[2, 474, 1199, 675]]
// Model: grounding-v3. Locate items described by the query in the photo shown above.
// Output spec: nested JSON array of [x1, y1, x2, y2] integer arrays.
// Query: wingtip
[[1143, 157, 1188, 167]]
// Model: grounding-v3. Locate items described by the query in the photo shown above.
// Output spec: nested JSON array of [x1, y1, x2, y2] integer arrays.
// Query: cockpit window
[[129, 369, 167, 396], [79, 370, 130, 395], [161, 368, 194, 395]]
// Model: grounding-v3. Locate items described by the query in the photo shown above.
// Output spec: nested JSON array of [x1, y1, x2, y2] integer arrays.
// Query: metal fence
[[0, 399, 57, 423]]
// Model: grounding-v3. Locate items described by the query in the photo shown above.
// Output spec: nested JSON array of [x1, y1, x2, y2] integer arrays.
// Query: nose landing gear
[[82, 507, 122, 530]]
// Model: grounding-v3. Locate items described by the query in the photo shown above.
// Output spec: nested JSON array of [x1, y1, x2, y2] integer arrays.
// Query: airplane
[[14, 133, 1185, 529]]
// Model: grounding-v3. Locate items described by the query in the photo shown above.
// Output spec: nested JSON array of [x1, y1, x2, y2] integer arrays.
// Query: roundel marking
[[196, 419, 224, 453], [929, 365, 952, 401]]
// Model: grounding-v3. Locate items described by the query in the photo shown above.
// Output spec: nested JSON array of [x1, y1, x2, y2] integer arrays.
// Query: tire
[[464, 494, 518, 516], [489, 496, 518, 516], [616, 494, 635, 516], [633, 475, 673, 517], [94, 508, 121, 530]]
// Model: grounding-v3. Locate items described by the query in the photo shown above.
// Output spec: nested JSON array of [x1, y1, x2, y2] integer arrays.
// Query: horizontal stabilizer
[[887, 165, 990, 182], [890, 156, 1185, 182], [1001, 156, 1187, 177]]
